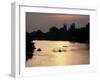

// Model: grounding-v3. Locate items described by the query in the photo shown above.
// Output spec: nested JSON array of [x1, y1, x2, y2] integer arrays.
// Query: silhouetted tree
[[47, 26, 60, 40], [68, 23, 76, 40], [49, 26, 59, 32], [63, 24, 67, 31], [60, 24, 67, 32], [69, 23, 75, 31], [59, 24, 68, 40], [31, 30, 44, 40], [26, 32, 36, 61]]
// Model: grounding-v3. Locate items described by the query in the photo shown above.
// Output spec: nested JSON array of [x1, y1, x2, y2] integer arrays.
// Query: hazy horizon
[[26, 12, 89, 33]]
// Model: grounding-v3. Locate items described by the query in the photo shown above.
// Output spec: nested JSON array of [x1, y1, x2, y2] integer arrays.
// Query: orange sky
[[50, 15, 87, 20]]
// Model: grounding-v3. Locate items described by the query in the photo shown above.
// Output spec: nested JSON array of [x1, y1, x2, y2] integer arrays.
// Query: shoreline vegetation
[[26, 23, 89, 61]]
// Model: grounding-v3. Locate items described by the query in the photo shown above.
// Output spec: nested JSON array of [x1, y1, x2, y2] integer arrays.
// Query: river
[[26, 40, 89, 67]]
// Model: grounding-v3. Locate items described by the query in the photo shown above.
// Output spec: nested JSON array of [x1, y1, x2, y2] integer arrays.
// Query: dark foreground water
[[26, 40, 89, 67]]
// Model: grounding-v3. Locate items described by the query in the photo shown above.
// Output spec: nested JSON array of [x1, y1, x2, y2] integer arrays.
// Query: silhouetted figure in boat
[[52, 48, 67, 53], [58, 49, 62, 52], [58, 49, 67, 52]]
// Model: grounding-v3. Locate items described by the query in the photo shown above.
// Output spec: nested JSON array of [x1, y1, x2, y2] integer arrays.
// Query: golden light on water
[[26, 40, 89, 67]]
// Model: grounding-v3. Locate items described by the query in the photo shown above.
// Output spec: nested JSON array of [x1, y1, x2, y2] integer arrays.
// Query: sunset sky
[[26, 12, 89, 33]]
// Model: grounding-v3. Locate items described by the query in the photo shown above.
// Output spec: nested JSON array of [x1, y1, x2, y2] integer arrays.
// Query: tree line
[[26, 22, 89, 43]]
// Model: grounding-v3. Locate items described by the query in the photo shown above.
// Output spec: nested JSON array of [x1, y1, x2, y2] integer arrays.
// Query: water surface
[[26, 40, 89, 67]]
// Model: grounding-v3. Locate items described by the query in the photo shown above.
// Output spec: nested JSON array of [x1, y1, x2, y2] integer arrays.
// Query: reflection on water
[[26, 40, 89, 67]]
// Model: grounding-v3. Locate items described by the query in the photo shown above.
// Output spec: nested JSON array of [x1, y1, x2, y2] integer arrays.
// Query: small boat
[[37, 48, 42, 51], [62, 49, 67, 52], [58, 49, 62, 52], [52, 49, 57, 52], [52, 48, 67, 53], [62, 46, 68, 47]]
